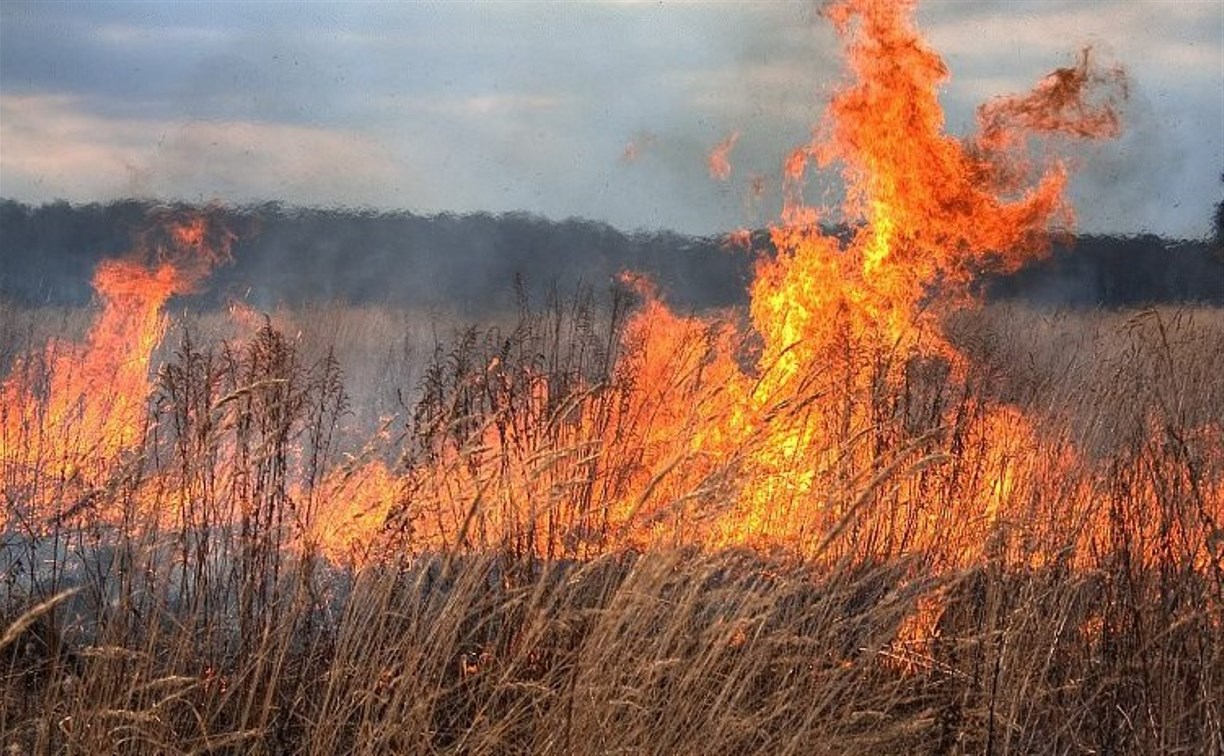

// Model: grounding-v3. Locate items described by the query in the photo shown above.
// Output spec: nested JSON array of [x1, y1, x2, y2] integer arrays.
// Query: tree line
[[1, 199, 1220, 311]]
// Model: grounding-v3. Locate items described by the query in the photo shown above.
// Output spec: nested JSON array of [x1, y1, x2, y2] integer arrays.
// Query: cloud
[[0, 94, 401, 207], [924, 0, 1221, 89], [0, 1, 1219, 238], [413, 93, 571, 118]]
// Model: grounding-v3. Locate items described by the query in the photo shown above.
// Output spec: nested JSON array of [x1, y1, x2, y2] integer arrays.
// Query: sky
[[1, 0, 1221, 239]]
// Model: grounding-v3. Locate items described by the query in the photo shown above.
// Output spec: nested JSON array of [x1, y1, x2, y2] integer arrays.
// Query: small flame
[[708, 130, 741, 181], [724, 228, 753, 253]]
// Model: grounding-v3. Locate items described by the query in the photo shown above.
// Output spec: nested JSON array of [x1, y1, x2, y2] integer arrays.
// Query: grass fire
[[2, 0, 1222, 753]]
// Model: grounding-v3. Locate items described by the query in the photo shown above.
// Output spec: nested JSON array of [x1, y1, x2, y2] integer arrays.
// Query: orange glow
[[724, 228, 753, 252], [708, 130, 740, 181]]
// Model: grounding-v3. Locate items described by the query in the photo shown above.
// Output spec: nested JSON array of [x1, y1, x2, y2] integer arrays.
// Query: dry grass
[[2, 299, 1222, 754]]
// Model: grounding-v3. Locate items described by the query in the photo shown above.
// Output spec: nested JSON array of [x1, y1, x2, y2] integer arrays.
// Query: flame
[[977, 47, 1126, 152], [723, 228, 753, 252], [8, 0, 1214, 588], [663, 0, 1125, 552], [621, 131, 657, 164], [0, 209, 233, 527], [708, 130, 741, 181], [273, 0, 1139, 563]]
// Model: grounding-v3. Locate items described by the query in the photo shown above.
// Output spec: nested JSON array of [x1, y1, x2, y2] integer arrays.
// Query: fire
[[723, 228, 753, 252], [0, 209, 233, 527], [645, 0, 1129, 555], [708, 130, 741, 181], [977, 47, 1126, 152], [6, 0, 1214, 585], [621, 131, 657, 164]]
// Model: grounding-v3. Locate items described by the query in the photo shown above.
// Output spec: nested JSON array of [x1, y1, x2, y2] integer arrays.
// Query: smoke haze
[[2, 201, 1219, 313]]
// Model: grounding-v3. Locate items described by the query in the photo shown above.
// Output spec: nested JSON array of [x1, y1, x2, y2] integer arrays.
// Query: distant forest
[[1, 199, 1221, 312]]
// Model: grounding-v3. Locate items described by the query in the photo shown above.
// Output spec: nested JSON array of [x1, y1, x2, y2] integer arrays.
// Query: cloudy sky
[[1, 1, 1220, 238]]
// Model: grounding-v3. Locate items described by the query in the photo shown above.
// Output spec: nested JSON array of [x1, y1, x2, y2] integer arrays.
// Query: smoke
[[1067, 84, 1199, 239], [3, 200, 1220, 313]]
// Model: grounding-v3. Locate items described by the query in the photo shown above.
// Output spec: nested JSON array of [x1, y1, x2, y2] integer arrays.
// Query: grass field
[[2, 298, 1221, 754], [4, 0, 1220, 749]]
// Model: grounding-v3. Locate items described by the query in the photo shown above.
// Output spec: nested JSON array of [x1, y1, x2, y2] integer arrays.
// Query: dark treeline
[[0, 200, 750, 312], [1, 199, 1220, 311], [980, 235, 1224, 307]]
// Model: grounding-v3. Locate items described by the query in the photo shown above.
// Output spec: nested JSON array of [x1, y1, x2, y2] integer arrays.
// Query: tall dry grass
[[2, 298, 1222, 754]]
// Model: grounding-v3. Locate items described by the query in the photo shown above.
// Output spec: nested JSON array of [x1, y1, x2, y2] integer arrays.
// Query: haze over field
[[1, 1, 1221, 239]]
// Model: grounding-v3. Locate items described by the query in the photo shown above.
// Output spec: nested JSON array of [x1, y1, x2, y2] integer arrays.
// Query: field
[[3, 1, 1221, 752], [2, 297, 1222, 754]]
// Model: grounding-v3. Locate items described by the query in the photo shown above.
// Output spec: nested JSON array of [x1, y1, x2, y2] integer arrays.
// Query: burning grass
[[3, 0, 1222, 751], [2, 299, 1222, 753]]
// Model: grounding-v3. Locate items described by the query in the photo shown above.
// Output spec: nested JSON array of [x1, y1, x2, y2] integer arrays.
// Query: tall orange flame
[[596, 0, 1130, 554], [297, 0, 1137, 564], [0, 209, 233, 523]]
